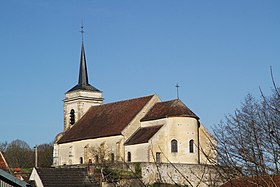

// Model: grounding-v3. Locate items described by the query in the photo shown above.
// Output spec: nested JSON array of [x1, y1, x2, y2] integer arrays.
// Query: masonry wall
[[139, 117, 216, 164], [199, 124, 217, 164], [140, 162, 222, 186], [125, 144, 149, 162], [55, 135, 123, 166], [100, 162, 222, 186], [141, 117, 200, 164]]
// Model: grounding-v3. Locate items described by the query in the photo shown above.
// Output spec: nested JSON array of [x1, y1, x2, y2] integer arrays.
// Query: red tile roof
[[0, 152, 8, 171], [221, 175, 280, 187], [125, 125, 163, 145], [141, 99, 199, 122], [58, 95, 154, 144]]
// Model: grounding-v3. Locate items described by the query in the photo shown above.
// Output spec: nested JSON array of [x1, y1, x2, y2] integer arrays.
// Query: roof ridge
[[141, 98, 199, 122], [90, 94, 155, 107], [140, 124, 163, 129]]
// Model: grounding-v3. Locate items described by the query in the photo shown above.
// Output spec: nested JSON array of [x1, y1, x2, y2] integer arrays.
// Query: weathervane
[[176, 83, 180, 99]]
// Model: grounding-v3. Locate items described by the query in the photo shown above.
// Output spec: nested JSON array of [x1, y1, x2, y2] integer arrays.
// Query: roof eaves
[[124, 125, 163, 145], [141, 114, 199, 122], [0, 169, 30, 187], [58, 133, 123, 144]]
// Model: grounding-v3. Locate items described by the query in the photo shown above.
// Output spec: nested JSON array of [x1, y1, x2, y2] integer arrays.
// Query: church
[[52, 36, 216, 168]]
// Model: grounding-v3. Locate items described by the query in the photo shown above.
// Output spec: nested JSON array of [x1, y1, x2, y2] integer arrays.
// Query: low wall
[[56, 162, 222, 186], [140, 163, 222, 186]]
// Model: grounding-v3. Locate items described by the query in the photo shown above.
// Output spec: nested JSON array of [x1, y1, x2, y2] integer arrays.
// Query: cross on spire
[[80, 24, 85, 41], [176, 83, 180, 99]]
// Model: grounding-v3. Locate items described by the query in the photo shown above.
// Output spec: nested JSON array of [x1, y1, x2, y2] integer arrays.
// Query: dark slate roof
[[35, 168, 98, 187], [67, 84, 101, 93], [141, 99, 199, 122], [0, 169, 30, 187], [67, 41, 101, 93], [58, 95, 155, 144], [125, 125, 163, 145]]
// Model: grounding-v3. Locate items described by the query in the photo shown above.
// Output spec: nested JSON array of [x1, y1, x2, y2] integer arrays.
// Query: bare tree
[[0, 141, 8, 152], [37, 143, 53, 167], [213, 84, 280, 186], [4, 139, 34, 168], [88, 142, 113, 165]]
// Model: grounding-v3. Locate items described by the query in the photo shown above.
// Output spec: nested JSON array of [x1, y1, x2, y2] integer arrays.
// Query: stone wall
[[103, 162, 222, 186], [140, 163, 222, 186], [55, 162, 222, 186]]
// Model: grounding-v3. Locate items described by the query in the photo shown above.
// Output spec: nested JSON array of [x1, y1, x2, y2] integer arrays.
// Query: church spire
[[78, 25, 89, 86], [67, 26, 101, 93], [63, 25, 103, 132], [78, 40, 89, 86]]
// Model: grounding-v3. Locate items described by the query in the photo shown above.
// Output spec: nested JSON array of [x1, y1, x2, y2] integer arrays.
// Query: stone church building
[[53, 39, 216, 168]]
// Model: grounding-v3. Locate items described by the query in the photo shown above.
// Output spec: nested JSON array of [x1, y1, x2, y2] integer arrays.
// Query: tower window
[[189, 139, 194, 153], [70, 109, 75, 125], [95, 155, 99, 163], [69, 146, 73, 157], [127, 152, 131, 162], [156, 152, 161, 163], [171, 139, 178, 153], [80, 157, 83, 164], [111, 153, 114, 162]]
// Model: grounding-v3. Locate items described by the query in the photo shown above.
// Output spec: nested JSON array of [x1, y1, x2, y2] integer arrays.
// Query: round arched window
[[70, 109, 75, 125]]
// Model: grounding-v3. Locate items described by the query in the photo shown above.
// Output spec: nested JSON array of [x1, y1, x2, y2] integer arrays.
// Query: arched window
[[156, 152, 161, 163], [111, 153, 114, 162], [80, 157, 83, 164], [70, 109, 75, 125], [189, 139, 194, 153], [95, 155, 99, 163], [69, 146, 73, 157], [127, 152, 131, 162], [171, 139, 178, 153]]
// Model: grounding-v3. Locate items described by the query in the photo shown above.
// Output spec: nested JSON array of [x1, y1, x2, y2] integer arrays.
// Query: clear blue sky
[[0, 1, 279, 146]]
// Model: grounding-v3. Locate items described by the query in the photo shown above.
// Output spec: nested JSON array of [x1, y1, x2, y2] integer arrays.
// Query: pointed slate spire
[[78, 41, 89, 86], [67, 28, 101, 93]]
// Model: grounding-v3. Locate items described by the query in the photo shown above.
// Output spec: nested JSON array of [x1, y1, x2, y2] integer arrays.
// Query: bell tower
[[64, 27, 103, 131]]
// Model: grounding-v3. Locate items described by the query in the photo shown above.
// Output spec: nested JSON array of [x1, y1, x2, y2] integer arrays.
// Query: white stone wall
[[143, 117, 200, 164], [126, 116, 216, 165], [125, 144, 149, 162], [198, 124, 217, 164], [56, 135, 123, 166]]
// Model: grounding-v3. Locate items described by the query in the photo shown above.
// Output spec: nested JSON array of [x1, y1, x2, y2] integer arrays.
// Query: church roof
[[141, 99, 199, 122], [58, 95, 155, 144], [67, 41, 101, 93], [32, 167, 98, 187], [125, 125, 163, 145]]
